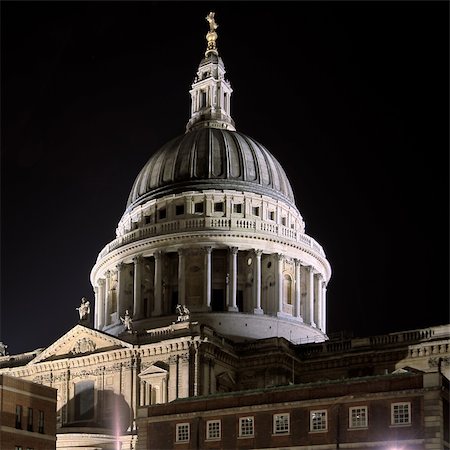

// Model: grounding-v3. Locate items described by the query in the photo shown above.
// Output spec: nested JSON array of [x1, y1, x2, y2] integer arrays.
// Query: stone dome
[[126, 127, 295, 212]]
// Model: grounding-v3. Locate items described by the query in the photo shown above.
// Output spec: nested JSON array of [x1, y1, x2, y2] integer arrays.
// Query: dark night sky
[[1, 2, 448, 355]]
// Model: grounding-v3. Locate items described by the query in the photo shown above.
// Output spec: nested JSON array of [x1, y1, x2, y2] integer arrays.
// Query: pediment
[[29, 325, 132, 364], [139, 362, 169, 378]]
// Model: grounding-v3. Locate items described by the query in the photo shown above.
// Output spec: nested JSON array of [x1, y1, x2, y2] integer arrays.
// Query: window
[[176, 423, 190, 442], [194, 201, 204, 213], [273, 413, 290, 435], [38, 410, 44, 434], [74, 380, 95, 421], [391, 402, 411, 425], [310, 410, 327, 432], [349, 406, 368, 428], [281, 217, 287, 226], [27, 407, 33, 432], [15, 405, 22, 429], [239, 416, 254, 437], [145, 216, 151, 224], [269, 211, 275, 221], [175, 204, 184, 216], [214, 201, 224, 212], [252, 206, 260, 216], [158, 208, 166, 220], [15, 447, 22, 450], [233, 203, 242, 214], [206, 419, 221, 440]]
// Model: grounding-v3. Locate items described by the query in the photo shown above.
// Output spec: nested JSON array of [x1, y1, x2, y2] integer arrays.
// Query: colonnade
[[94, 247, 327, 333]]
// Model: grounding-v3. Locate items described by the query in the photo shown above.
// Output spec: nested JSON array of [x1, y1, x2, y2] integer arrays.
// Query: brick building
[[137, 371, 449, 449], [0, 374, 57, 450]]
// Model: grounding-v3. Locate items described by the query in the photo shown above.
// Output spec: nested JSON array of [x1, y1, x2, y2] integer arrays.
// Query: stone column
[[322, 282, 327, 333], [104, 271, 111, 326], [153, 251, 162, 316], [316, 274, 323, 331], [307, 266, 316, 327], [96, 279, 106, 328], [116, 262, 126, 320], [294, 259, 302, 320], [178, 354, 190, 398], [276, 254, 284, 314], [178, 249, 186, 305], [204, 247, 212, 310], [254, 250, 263, 314], [168, 355, 177, 401], [228, 247, 238, 311], [133, 255, 143, 319]]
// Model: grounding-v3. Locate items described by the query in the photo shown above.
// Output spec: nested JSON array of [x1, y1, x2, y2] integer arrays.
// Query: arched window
[[284, 274, 292, 305]]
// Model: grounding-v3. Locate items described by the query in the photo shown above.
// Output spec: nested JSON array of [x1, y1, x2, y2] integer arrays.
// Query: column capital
[[254, 249, 263, 258], [116, 262, 125, 271], [230, 246, 238, 255], [178, 248, 186, 256], [276, 253, 284, 262], [153, 250, 162, 260], [132, 254, 144, 264], [203, 246, 213, 254], [97, 278, 105, 287]]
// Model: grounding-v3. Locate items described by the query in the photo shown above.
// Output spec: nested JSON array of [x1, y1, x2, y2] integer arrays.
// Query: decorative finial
[[205, 11, 218, 56]]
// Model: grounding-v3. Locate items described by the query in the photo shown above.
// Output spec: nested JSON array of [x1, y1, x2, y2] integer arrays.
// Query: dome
[[126, 127, 295, 212]]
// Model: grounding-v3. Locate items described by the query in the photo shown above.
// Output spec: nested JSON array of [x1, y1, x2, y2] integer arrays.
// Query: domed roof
[[126, 127, 295, 211]]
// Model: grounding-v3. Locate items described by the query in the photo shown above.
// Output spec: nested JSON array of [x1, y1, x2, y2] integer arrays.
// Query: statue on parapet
[[175, 304, 190, 322], [76, 297, 90, 322], [120, 309, 133, 332], [0, 341, 8, 356]]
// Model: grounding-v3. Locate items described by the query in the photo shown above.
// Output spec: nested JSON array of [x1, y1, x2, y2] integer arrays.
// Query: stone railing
[[97, 217, 325, 260]]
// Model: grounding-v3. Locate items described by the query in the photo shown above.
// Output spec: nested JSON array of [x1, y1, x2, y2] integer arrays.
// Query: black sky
[[1, 1, 449, 355]]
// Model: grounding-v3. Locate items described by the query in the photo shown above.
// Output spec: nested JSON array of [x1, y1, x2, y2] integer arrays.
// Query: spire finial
[[205, 11, 218, 56]]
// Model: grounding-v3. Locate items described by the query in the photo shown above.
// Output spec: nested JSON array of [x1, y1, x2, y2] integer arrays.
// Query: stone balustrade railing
[[97, 217, 325, 261]]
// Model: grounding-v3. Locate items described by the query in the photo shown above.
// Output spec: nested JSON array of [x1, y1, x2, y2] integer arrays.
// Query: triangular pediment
[[29, 325, 133, 364], [139, 364, 168, 378]]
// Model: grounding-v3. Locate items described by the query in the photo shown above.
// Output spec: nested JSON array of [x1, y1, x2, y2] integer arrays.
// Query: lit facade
[[0, 12, 448, 450]]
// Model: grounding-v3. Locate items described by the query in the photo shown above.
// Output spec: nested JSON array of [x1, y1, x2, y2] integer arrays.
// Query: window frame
[[310, 409, 327, 432], [175, 204, 185, 216], [38, 410, 44, 434], [238, 416, 255, 438], [15, 405, 22, 429], [194, 201, 204, 214], [391, 402, 411, 426], [214, 201, 224, 213], [233, 203, 243, 214], [175, 422, 190, 443], [348, 406, 368, 429], [273, 412, 290, 435], [206, 419, 221, 441], [27, 407, 33, 432]]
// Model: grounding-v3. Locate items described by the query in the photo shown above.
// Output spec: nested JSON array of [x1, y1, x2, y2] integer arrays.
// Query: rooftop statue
[[76, 297, 90, 321], [120, 309, 133, 331]]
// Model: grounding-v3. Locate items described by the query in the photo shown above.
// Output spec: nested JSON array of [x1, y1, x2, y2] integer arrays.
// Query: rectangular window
[[233, 203, 242, 214], [349, 406, 368, 428], [310, 410, 327, 432], [145, 216, 151, 224], [175, 204, 185, 216], [38, 410, 44, 434], [176, 423, 190, 442], [15, 447, 22, 450], [281, 217, 287, 226], [273, 413, 290, 435], [27, 407, 33, 432], [252, 206, 260, 216], [269, 211, 275, 221], [74, 380, 95, 421], [15, 405, 22, 429], [391, 402, 411, 425], [158, 208, 166, 220], [239, 416, 254, 437], [206, 419, 221, 440], [194, 201, 204, 213], [214, 201, 224, 212]]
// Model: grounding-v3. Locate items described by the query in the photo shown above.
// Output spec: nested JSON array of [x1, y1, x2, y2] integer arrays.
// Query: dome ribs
[[125, 128, 297, 211], [225, 130, 243, 179]]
